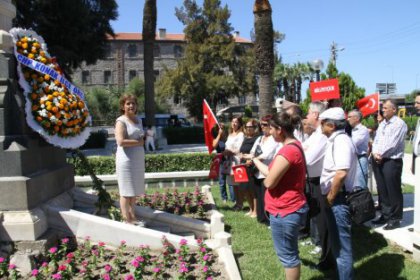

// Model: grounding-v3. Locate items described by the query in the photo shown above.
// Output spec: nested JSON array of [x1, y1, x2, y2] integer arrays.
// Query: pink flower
[[203, 266, 209, 272], [203, 254, 210, 261], [104, 264, 112, 273], [124, 274, 135, 280], [85, 236, 91, 241], [206, 277, 213, 280], [102, 274, 111, 280], [8, 264, 16, 269], [66, 252, 74, 259], [153, 267, 161, 273], [48, 247, 58, 254], [98, 241, 106, 247], [81, 260, 89, 267], [61, 237, 69, 244], [41, 262, 48, 267], [179, 262, 188, 273], [200, 247, 207, 253], [196, 238, 203, 245], [120, 240, 126, 245], [0, 257, 4, 263], [135, 256, 145, 263], [180, 239, 188, 246], [175, 249, 181, 254], [52, 273, 62, 280], [31, 269, 39, 276], [131, 259, 139, 268], [58, 264, 67, 271]]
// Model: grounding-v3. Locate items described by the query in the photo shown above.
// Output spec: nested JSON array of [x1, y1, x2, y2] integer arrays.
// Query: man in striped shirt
[[371, 99, 408, 230]]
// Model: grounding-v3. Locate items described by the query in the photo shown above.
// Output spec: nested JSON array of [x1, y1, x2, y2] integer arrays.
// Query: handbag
[[332, 134, 375, 224], [345, 188, 376, 224], [220, 157, 233, 175], [288, 142, 320, 218]]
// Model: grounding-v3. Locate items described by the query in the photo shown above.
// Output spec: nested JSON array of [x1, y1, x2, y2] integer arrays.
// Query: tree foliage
[[302, 62, 365, 112], [156, 0, 255, 119], [274, 62, 311, 103], [85, 78, 168, 126], [14, 0, 118, 75]]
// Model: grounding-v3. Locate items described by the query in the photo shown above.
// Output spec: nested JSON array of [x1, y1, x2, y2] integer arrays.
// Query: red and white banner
[[208, 154, 222, 179], [202, 99, 219, 154], [356, 92, 379, 117], [309, 79, 340, 101], [232, 165, 249, 183]]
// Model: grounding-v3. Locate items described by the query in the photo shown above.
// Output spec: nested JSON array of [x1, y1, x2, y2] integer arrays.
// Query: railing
[[75, 170, 215, 189]]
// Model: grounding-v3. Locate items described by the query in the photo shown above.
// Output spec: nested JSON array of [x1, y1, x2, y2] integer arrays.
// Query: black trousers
[[254, 178, 268, 224], [312, 177, 335, 268], [372, 158, 404, 221]]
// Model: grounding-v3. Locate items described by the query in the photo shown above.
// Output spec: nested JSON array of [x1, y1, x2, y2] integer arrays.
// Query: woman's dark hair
[[119, 94, 138, 114], [261, 114, 273, 122], [229, 115, 243, 133], [270, 112, 301, 136]]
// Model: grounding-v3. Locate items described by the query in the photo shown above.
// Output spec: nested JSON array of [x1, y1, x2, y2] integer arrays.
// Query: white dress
[[115, 115, 145, 197]]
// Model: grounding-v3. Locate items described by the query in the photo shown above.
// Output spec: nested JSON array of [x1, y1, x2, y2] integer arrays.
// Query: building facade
[[72, 29, 256, 117]]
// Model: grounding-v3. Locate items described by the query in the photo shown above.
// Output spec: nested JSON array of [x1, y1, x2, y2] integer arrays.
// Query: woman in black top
[[238, 119, 260, 216]]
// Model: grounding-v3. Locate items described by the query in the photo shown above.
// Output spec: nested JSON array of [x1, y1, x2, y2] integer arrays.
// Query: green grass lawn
[[208, 186, 420, 280]]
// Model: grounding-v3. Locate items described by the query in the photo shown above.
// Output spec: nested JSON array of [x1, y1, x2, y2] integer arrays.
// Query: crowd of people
[[211, 93, 420, 280], [112, 92, 420, 280]]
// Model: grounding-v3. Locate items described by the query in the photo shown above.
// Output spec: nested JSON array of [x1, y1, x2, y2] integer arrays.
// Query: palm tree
[[142, 0, 157, 126], [253, 0, 274, 117]]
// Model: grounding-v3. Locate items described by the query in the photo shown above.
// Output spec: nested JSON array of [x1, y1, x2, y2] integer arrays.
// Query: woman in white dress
[[223, 116, 244, 210], [115, 94, 145, 225]]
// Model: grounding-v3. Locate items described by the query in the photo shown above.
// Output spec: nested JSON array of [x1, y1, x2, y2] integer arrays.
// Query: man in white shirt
[[371, 99, 408, 230], [347, 109, 370, 189], [319, 107, 357, 280], [302, 102, 334, 270]]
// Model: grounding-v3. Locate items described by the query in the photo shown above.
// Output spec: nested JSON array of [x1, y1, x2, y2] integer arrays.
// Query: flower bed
[[108, 187, 212, 221], [0, 237, 226, 280]]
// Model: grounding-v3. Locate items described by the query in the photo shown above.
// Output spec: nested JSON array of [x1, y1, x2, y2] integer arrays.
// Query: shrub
[[69, 153, 213, 175], [163, 127, 204, 144], [80, 130, 108, 149]]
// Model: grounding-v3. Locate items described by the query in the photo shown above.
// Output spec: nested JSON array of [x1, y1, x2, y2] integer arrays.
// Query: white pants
[[145, 138, 155, 151]]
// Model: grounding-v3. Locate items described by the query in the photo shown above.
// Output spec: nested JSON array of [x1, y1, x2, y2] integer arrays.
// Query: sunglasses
[[260, 123, 269, 127], [245, 126, 256, 128]]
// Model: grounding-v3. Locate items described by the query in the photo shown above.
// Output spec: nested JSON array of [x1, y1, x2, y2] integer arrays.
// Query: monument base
[[0, 208, 47, 241]]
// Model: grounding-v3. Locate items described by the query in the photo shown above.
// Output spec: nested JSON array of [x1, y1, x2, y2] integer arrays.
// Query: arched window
[[127, 44, 137, 57], [174, 45, 184, 58]]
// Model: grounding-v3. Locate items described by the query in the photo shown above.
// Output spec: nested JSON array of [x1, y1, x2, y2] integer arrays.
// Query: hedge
[[68, 152, 213, 176]]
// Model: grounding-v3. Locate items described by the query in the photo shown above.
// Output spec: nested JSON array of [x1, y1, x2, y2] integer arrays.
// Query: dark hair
[[229, 115, 243, 133], [285, 105, 303, 118], [323, 119, 347, 130], [261, 114, 273, 122], [270, 112, 301, 136], [119, 94, 138, 114]]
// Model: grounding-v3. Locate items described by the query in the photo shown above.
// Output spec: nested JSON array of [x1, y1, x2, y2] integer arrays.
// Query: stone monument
[[0, 0, 74, 242]]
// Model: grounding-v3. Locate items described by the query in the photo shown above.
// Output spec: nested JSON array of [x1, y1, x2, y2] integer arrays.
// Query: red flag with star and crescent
[[203, 99, 219, 154], [356, 92, 380, 117], [232, 164, 249, 183]]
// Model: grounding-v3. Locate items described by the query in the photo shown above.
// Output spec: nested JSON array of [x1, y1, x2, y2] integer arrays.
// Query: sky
[[112, 0, 420, 96]]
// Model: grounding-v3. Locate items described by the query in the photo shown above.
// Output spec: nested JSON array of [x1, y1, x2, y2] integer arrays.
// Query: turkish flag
[[356, 93, 379, 117], [208, 154, 222, 179], [232, 165, 249, 183], [203, 99, 219, 154], [309, 79, 340, 101]]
